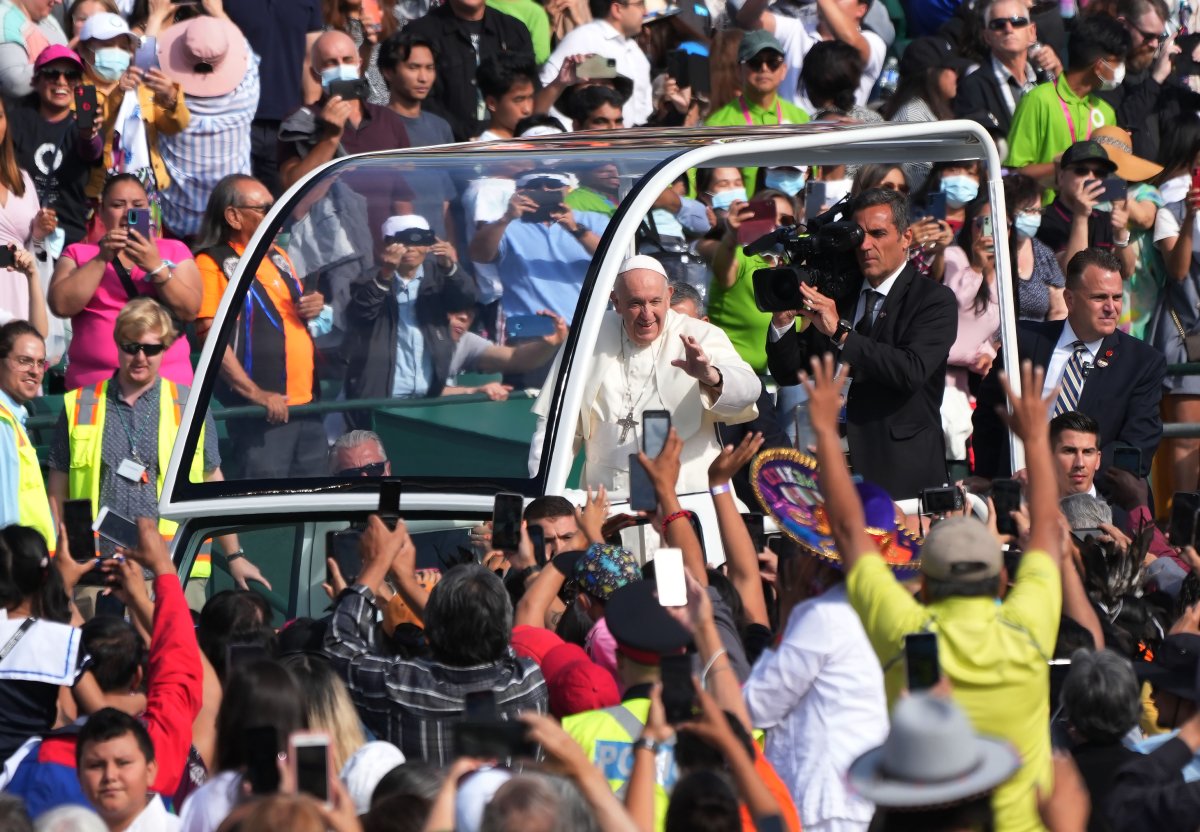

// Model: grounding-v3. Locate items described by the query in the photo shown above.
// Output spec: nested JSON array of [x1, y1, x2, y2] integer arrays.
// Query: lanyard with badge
[[114, 402, 150, 485], [738, 94, 784, 125], [1056, 88, 1102, 143]]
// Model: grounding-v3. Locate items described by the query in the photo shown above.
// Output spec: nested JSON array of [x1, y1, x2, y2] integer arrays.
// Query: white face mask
[[822, 178, 853, 205], [1097, 59, 1125, 91]]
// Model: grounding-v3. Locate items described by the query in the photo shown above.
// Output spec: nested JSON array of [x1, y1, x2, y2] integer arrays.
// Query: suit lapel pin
[[1095, 359, 1108, 368]]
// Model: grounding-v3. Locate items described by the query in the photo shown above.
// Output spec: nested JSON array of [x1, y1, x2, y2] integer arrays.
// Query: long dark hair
[[1152, 110, 1200, 184], [0, 526, 70, 624], [1002, 172, 1041, 320], [954, 194, 996, 316], [194, 174, 257, 252], [214, 660, 306, 773], [0, 98, 26, 198], [882, 67, 955, 121]]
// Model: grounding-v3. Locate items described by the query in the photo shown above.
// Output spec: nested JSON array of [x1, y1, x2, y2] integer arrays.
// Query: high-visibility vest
[[63, 378, 209, 577], [0, 402, 55, 550]]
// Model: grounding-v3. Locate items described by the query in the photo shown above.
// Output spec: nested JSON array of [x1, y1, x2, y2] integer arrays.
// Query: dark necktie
[[855, 290, 882, 335], [1052, 341, 1090, 417]]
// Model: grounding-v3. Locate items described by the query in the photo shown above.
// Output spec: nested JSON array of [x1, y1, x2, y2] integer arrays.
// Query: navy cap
[[604, 580, 691, 664]]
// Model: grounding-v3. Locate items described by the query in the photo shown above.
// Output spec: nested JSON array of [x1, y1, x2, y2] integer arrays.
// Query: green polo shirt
[[705, 93, 810, 194], [707, 247, 774, 373], [486, 0, 551, 63], [1005, 75, 1116, 202], [565, 187, 617, 216]]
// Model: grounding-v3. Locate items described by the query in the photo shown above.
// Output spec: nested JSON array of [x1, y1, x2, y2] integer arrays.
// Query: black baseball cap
[[1059, 140, 1118, 174]]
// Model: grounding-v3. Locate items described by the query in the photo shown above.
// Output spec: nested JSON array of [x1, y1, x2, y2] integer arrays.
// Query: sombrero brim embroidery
[[750, 447, 922, 577]]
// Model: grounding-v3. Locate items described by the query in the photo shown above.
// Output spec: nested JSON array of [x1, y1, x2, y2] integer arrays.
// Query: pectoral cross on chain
[[617, 410, 639, 444]]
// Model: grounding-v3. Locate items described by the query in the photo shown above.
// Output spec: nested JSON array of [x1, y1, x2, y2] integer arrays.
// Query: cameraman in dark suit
[[973, 247, 1165, 480], [764, 188, 958, 499]]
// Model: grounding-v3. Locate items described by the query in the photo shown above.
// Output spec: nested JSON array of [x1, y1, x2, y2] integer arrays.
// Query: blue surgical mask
[[320, 63, 360, 89], [1013, 212, 1041, 239], [765, 170, 805, 196], [91, 47, 131, 82], [940, 174, 979, 208], [710, 188, 747, 211]]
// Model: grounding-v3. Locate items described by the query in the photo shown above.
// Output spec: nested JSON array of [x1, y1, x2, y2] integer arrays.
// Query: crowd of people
[[3, 0, 1200, 829]]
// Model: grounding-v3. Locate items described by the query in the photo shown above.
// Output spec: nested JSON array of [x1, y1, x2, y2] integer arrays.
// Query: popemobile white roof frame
[[158, 119, 1023, 525]]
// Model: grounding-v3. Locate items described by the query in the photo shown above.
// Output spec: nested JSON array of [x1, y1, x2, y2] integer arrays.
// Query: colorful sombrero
[[750, 447, 922, 578]]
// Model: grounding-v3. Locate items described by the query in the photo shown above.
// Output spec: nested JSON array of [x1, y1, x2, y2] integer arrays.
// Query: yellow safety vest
[[0, 402, 55, 550], [63, 378, 209, 577], [562, 698, 674, 830]]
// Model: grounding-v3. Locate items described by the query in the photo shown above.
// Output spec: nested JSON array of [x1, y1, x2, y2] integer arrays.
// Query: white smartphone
[[289, 731, 332, 805], [654, 547, 687, 607], [92, 506, 138, 551]]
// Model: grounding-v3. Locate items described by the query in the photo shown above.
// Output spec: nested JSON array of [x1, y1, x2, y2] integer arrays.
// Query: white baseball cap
[[381, 215, 431, 238], [79, 12, 135, 45]]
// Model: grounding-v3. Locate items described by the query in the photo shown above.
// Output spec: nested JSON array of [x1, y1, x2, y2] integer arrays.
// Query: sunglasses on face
[[119, 342, 166, 357], [37, 68, 82, 82], [987, 15, 1031, 29], [1129, 22, 1164, 43], [743, 53, 785, 71], [337, 461, 388, 477], [1069, 165, 1107, 177]]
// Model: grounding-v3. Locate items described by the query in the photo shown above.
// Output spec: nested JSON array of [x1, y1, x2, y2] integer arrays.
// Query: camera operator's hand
[[797, 282, 839, 337], [771, 309, 798, 330]]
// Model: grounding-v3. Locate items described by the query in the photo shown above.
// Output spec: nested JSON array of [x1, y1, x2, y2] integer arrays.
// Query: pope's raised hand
[[671, 334, 721, 387]]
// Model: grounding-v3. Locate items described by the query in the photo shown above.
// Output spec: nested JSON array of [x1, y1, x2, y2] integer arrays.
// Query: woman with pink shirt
[[940, 197, 1001, 479], [47, 173, 201, 388]]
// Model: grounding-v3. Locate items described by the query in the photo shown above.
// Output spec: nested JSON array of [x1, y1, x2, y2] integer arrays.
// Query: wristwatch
[[569, 225, 588, 239], [634, 737, 664, 754], [834, 318, 853, 345]]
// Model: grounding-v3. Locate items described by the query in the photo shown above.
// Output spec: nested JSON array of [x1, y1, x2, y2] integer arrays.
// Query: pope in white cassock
[[529, 255, 760, 493]]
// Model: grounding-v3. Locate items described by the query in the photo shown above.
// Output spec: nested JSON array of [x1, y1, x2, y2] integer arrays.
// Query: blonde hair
[[280, 654, 366, 773], [113, 297, 177, 348]]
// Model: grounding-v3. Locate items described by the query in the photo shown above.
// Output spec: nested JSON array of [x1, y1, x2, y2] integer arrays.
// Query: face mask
[[90, 47, 131, 82], [1013, 212, 1041, 239], [1098, 60, 1125, 91], [765, 170, 805, 196], [320, 63, 360, 89], [710, 188, 747, 211], [940, 174, 979, 208], [822, 178, 854, 205]]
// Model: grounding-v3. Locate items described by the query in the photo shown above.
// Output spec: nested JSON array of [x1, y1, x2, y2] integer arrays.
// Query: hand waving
[[708, 431, 764, 488], [800, 353, 848, 435], [670, 335, 721, 387]]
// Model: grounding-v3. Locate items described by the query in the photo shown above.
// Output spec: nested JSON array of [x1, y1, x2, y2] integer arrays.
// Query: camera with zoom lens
[[748, 198, 863, 313]]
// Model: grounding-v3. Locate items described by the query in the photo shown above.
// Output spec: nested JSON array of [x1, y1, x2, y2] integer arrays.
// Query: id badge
[[116, 458, 147, 483]]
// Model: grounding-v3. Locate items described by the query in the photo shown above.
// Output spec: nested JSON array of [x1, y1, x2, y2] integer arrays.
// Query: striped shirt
[[159, 46, 260, 238], [323, 584, 548, 765]]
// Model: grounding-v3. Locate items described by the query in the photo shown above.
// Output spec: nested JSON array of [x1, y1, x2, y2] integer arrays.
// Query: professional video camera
[[748, 198, 864, 313]]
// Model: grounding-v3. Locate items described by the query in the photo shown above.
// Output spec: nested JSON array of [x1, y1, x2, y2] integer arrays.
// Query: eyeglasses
[[37, 68, 82, 82], [237, 202, 274, 214], [521, 179, 565, 191], [7, 355, 48, 372], [1069, 165, 1107, 177], [119, 342, 166, 357], [1126, 21, 1164, 43], [986, 15, 1031, 29], [881, 182, 911, 194], [337, 461, 389, 477], [1016, 206, 1042, 216], [743, 53, 785, 71]]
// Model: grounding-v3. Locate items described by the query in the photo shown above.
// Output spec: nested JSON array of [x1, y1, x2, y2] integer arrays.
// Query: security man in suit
[[764, 188, 959, 500], [973, 247, 1165, 480]]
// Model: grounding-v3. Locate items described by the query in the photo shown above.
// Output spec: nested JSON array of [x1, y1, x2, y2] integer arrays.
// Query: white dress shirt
[[774, 11, 885, 112], [1041, 320, 1102, 398], [539, 20, 653, 126], [743, 584, 889, 831]]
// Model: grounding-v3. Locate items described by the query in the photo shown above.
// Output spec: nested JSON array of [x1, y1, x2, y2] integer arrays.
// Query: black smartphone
[[325, 529, 363, 585], [74, 84, 97, 133], [126, 208, 151, 239], [686, 54, 710, 96], [1112, 446, 1141, 475], [379, 479, 401, 529], [904, 631, 940, 692], [453, 719, 536, 759], [0, 245, 14, 270], [328, 78, 368, 101], [244, 725, 281, 795], [505, 314, 558, 340], [920, 485, 963, 515], [991, 478, 1021, 537], [741, 512, 766, 552], [1170, 491, 1200, 547], [63, 498, 95, 563], [93, 506, 138, 551], [492, 492, 524, 552], [926, 192, 947, 221], [667, 49, 691, 88], [629, 411, 672, 513], [225, 642, 271, 674], [804, 180, 827, 220], [465, 689, 497, 719], [528, 524, 547, 567], [1100, 176, 1127, 203], [660, 653, 697, 724]]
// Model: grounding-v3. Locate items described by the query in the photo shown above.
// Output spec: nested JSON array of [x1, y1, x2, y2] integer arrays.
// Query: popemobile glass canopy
[[159, 121, 1017, 523]]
